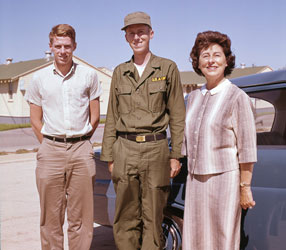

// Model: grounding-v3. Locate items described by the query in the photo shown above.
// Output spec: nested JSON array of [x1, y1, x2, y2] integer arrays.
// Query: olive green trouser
[[111, 136, 170, 250]]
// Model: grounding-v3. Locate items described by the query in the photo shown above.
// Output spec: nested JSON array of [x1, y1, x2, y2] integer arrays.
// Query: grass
[[92, 142, 102, 147], [15, 149, 31, 154], [0, 123, 31, 131]]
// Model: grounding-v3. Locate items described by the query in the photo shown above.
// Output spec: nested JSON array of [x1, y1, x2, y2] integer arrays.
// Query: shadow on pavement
[[90, 225, 116, 250]]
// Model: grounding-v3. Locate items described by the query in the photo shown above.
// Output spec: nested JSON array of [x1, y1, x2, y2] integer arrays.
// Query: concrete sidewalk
[[0, 153, 44, 250], [0, 152, 115, 250]]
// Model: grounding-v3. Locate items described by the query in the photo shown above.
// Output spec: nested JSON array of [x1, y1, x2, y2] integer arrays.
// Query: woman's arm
[[240, 162, 256, 210]]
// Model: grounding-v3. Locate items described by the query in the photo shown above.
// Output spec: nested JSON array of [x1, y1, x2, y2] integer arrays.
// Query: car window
[[251, 98, 275, 133], [248, 88, 286, 146]]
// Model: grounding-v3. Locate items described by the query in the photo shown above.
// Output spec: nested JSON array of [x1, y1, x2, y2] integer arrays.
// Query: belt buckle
[[136, 135, 146, 142]]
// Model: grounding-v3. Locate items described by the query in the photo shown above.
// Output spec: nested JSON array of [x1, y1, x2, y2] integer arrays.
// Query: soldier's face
[[125, 24, 154, 55]]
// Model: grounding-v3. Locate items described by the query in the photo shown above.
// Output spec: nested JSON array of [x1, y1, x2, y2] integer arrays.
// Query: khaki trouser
[[112, 136, 170, 250], [36, 138, 95, 250]]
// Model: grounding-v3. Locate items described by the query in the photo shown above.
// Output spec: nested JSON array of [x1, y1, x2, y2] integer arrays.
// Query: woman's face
[[198, 43, 227, 83]]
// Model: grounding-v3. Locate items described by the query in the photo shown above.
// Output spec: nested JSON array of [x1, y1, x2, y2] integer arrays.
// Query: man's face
[[49, 36, 76, 68], [125, 24, 153, 55]]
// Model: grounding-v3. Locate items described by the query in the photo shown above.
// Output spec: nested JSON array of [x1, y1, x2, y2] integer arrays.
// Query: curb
[[0, 152, 37, 164]]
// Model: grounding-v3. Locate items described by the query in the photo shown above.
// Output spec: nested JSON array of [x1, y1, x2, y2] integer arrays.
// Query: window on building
[[8, 82, 13, 100]]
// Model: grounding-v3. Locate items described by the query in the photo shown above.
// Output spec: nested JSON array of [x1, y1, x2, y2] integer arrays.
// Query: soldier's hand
[[170, 158, 181, 178], [108, 161, 114, 173]]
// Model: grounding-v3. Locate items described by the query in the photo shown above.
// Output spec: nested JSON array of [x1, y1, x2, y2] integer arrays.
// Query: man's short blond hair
[[49, 24, 76, 44]]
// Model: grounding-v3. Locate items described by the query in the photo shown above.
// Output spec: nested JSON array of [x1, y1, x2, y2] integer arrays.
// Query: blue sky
[[0, 0, 285, 71]]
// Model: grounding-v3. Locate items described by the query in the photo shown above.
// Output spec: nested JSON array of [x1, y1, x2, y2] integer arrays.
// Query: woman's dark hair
[[190, 31, 235, 76]]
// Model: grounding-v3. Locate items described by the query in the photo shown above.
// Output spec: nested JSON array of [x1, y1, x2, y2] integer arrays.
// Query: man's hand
[[108, 161, 114, 173], [170, 158, 181, 178]]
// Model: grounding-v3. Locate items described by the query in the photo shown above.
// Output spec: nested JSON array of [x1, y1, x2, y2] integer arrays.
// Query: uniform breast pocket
[[116, 85, 132, 114], [149, 81, 167, 113]]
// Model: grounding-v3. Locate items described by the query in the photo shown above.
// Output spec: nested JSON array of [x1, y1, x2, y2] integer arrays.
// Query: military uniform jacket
[[100, 53, 185, 162]]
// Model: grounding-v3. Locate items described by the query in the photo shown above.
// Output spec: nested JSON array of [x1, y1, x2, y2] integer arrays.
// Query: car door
[[241, 87, 286, 250]]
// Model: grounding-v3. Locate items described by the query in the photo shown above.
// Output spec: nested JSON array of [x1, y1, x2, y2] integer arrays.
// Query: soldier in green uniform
[[100, 11, 185, 250]]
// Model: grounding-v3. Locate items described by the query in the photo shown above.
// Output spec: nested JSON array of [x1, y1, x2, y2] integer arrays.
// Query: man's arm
[[89, 97, 100, 136], [167, 63, 186, 177], [30, 103, 43, 143], [100, 68, 119, 162], [167, 63, 186, 159]]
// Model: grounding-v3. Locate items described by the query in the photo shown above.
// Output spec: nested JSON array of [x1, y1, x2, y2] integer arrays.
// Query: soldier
[[100, 12, 185, 250]]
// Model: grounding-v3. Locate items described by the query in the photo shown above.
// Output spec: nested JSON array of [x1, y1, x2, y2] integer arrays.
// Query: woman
[[182, 31, 257, 250]]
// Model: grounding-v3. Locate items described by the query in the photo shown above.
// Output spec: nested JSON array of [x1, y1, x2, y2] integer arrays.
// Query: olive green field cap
[[121, 11, 152, 30]]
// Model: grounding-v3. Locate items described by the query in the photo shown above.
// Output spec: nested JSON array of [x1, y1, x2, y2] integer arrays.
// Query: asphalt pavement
[[0, 124, 105, 153], [0, 125, 116, 250]]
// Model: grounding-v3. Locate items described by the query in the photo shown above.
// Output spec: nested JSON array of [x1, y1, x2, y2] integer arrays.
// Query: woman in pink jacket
[[182, 31, 257, 250]]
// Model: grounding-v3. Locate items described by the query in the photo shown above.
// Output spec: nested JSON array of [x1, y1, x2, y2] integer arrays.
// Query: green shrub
[[0, 123, 31, 131]]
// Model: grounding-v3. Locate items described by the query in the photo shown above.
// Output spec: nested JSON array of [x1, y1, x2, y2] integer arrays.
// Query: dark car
[[94, 69, 286, 250]]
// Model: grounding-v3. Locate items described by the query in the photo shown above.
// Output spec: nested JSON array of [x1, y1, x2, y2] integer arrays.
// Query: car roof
[[231, 69, 286, 90]]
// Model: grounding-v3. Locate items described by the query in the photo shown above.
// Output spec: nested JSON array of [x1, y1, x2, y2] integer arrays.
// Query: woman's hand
[[240, 162, 255, 210], [240, 186, 256, 210]]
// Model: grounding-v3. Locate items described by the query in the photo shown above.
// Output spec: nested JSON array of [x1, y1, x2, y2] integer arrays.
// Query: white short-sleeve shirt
[[25, 62, 102, 137]]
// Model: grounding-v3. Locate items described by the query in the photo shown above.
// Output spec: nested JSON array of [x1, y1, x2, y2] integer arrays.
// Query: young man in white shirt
[[25, 24, 102, 250]]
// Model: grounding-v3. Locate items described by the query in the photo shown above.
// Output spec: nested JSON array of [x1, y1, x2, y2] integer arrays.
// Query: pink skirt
[[183, 169, 241, 250]]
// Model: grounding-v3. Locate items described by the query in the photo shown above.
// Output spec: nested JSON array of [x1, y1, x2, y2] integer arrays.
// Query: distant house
[[0, 54, 111, 124], [180, 66, 273, 94]]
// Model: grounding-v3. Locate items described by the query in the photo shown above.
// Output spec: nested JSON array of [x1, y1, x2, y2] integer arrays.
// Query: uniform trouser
[[111, 136, 170, 250], [36, 138, 96, 250]]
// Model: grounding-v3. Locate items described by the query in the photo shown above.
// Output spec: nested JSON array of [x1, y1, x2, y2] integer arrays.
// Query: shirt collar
[[201, 78, 231, 96], [52, 61, 76, 78], [122, 52, 160, 75]]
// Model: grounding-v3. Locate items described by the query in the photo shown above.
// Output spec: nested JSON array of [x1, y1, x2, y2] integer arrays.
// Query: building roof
[[0, 55, 111, 83], [0, 58, 53, 82], [180, 66, 273, 85]]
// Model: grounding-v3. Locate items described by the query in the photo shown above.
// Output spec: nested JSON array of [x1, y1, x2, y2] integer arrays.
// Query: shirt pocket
[[72, 86, 88, 107], [116, 85, 132, 114], [148, 81, 167, 113]]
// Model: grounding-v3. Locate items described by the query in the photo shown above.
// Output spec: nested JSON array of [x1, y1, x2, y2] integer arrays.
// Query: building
[[180, 66, 273, 94], [0, 54, 111, 124]]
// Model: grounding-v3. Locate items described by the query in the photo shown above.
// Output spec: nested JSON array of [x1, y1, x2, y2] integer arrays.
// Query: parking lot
[[0, 125, 116, 250]]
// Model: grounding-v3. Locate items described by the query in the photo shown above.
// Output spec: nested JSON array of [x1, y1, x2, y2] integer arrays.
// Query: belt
[[43, 135, 91, 143], [117, 132, 166, 143]]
